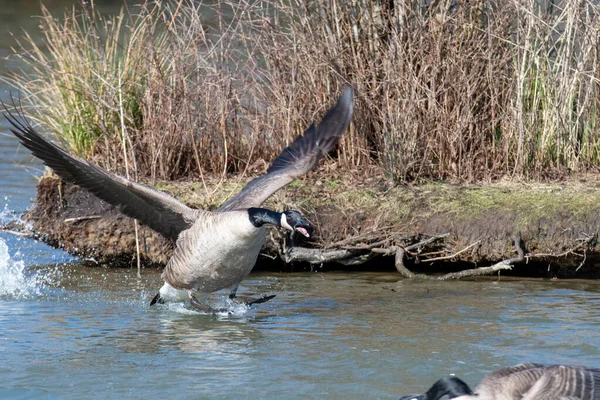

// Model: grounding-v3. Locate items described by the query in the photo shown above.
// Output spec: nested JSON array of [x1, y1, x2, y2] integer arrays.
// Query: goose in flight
[[4, 87, 354, 311], [399, 363, 600, 400]]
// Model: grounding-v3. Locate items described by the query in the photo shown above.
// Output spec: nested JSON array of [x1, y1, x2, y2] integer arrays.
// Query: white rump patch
[[159, 282, 189, 302]]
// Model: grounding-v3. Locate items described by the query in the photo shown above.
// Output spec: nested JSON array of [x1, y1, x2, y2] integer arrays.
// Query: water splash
[[0, 238, 57, 299], [162, 297, 250, 316], [215, 297, 251, 317], [0, 198, 19, 225]]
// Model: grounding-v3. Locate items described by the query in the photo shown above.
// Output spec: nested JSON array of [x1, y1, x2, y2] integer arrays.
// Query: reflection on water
[[3, 262, 600, 399]]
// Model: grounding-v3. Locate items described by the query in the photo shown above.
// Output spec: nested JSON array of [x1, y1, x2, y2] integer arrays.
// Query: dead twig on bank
[[404, 233, 451, 252], [526, 232, 597, 260], [438, 235, 525, 280], [0, 228, 35, 238], [326, 226, 397, 248], [282, 232, 450, 266], [63, 215, 101, 223], [393, 234, 525, 280], [523, 232, 597, 273], [422, 240, 481, 263], [340, 238, 391, 251]]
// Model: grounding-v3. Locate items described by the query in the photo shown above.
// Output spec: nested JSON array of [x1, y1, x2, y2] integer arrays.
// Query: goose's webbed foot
[[188, 294, 229, 314], [150, 292, 164, 306], [229, 293, 276, 307], [246, 294, 276, 306]]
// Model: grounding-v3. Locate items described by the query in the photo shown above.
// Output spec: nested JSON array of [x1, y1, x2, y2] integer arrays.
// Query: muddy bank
[[6, 167, 600, 278]]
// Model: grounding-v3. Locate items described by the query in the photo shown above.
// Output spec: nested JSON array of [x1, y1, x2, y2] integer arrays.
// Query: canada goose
[[399, 363, 600, 400], [3, 87, 354, 311]]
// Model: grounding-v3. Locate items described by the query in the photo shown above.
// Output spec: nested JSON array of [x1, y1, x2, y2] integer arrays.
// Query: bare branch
[[404, 233, 450, 252], [422, 240, 481, 262], [394, 247, 415, 278], [326, 227, 398, 248], [437, 234, 525, 280], [64, 215, 101, 223], [527, 233, 596, 260], [340, 238, 391, 250], [0, 228, 34, 238], [283, 247, 355, 264]]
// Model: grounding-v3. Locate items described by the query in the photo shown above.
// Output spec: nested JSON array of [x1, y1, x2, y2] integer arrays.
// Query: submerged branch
[[394, 247, 415, 278]]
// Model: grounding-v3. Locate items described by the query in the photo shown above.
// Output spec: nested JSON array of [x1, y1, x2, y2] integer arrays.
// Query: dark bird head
[[280, 210, 313, 238], [398, 377, 474, 400]]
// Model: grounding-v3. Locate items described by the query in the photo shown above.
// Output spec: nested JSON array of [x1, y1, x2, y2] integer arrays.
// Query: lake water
[[2, 2, 600, 400]]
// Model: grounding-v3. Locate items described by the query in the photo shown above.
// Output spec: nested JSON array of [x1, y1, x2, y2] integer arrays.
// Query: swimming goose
[[4, 87, 354, 310], [399, 363, 600, 400]]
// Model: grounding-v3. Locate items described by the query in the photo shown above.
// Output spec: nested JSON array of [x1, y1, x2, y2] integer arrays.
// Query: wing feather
[[3, 102, 197, 239], [218, 87, 354, 212]]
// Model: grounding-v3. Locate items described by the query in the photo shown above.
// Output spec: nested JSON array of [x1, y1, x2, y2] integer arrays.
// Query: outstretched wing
[[218, 87, 354, 212], [3, 102, 198, 240]]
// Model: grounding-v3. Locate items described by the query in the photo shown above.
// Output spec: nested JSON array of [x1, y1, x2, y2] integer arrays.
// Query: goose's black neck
[[425, 377, 473, 399], [247, 208, 282, 228]]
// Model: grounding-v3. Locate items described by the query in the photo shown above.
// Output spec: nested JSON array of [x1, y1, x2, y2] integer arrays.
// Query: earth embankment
[[9, 167, 600, 278]]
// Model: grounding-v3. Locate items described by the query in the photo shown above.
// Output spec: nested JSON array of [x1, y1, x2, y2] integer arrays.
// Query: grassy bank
[[4, 0, 600, 183], [10, 169, 600, 277]]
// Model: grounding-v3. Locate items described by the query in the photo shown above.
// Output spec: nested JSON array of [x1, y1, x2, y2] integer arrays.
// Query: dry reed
[[3, 0, 600, 183]]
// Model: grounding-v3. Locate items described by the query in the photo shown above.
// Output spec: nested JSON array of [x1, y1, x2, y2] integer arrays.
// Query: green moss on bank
[[157, 172, 600, 236], [18, 168, 600, 273]]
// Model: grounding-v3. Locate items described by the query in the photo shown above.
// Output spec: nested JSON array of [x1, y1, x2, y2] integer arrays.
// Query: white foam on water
[[0, 199, 34, 234], [161, 297, 250, 316], [0, 238, 57, 299], [0, 199, 17, 225], [215, 297, 250, 317]]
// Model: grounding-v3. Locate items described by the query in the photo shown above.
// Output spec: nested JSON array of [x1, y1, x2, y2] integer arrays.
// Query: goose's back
[[162, 210, 265, 293], [472, 364, 600, 400]]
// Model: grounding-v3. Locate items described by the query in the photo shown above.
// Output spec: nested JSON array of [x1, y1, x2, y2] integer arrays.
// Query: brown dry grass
[[4, 0, 600, 183]]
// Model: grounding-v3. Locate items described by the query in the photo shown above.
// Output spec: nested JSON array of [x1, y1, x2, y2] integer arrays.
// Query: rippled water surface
[[2, 2, 600, 400], [2, 253, 600, 399]]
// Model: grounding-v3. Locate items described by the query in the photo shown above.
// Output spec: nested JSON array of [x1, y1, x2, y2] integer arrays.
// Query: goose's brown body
[[162, 210, 265, 293]]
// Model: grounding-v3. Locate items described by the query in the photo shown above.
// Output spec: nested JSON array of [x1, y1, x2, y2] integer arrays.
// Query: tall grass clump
[[5, 0, 600, 183], [4, 1, 305, 181], [510, 0, 600, 175], [252, 0, 600, 181]]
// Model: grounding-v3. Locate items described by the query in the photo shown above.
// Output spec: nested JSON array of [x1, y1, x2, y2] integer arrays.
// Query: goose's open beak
[[294, 218, 313, 238], [295, 226, 310, 237]]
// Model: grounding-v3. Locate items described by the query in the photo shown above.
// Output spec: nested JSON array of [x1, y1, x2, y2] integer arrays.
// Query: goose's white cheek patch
[[280, 214, 294, 231], [296, 227, 310, 237]]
